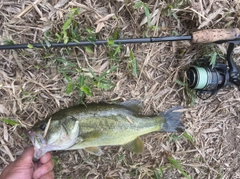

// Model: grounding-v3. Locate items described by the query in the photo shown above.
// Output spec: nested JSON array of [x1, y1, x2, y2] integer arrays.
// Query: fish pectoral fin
[[84, 147, 103, 156], [123, 137, 144, 153], [120, 100, 142, 114], [65, 137, 84, 150]]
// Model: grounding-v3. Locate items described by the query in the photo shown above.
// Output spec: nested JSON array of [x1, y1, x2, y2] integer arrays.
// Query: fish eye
[[40, 123, 47, 131]]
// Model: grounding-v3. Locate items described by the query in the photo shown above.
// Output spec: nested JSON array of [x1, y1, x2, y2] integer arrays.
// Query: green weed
[[153, 167, 164, 179], [52, 157, 62, 171], [44, 8, 120, 103], [162, 0, 189, 22], [209, 52, 217, 68], [45, 7, 96, 56], [27, 44, 34, 49], [134, 1, 151, 27], [169, 131, 195, 145], [42, 31, 52, 48], [185, 86, 197, 107], [183, 131, 195, 143], [0, 118, 20, 126], [60, 63, 117, 103], [84, 28, 96, 42], [64, 71, 90, 104], [175, 79, 197, 107], [107, 39, 122, 61], [113, 27, 120, 40], [127, 49, 138, 77], [64, 71, 91, 95], [200, 44, 225, 61], [2, 39, 15, 45], [107, 27, 122, 61], [55, 8, 80, 44], [169, 131, 195, 143], [88, 66, 118, 90], [175, 79, 185, 87], [169, 133, 182, 142], [102, 27, 122, 61], [168, 156, 191, 179], [53, 57, 77, 73]]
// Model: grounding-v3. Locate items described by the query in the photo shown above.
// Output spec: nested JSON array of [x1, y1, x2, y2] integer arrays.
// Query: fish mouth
[[28, 130, 48, 160]]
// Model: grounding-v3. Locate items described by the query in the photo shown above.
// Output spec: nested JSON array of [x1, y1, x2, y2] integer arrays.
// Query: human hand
[[0, 146, 54, 179]]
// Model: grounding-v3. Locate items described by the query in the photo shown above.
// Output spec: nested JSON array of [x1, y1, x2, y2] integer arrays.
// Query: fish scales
[[54, 105, 162, 147], [28, 102, 184, 159]]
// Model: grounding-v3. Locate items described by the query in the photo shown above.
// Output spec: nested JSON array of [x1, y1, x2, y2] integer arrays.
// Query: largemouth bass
[[28, 101, 185, 160]]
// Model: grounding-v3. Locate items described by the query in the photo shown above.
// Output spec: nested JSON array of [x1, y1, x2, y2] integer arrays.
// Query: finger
[[33, 159, 54, 179], [34, 160, 41, 170], [39, 171, 55, 179], [40, 152, 52, 164], [17, 146, 34, 164]]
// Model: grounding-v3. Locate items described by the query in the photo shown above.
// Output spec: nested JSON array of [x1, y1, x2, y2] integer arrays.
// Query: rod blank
[[0, 36, 192, 50]]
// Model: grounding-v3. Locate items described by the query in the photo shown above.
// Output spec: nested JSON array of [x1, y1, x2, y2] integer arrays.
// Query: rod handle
[[192, 28, 240, 43]]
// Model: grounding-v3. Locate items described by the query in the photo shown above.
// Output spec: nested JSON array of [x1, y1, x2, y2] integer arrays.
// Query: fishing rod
[[0, 28, 239, 50], [1, 28, 240, 98]]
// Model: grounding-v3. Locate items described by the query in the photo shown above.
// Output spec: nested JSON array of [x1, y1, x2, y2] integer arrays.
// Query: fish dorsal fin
[[120, 100, 142, 114], [84, 147, 104, 156], [123, 137, 144, 153]]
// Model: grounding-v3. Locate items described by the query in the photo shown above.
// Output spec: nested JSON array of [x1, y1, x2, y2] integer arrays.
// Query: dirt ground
[[0, 0, 240, 179]]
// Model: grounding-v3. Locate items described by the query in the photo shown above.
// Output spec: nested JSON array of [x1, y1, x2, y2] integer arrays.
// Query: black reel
[[187, 61, 229, 99], [186, 42, 240, 99]]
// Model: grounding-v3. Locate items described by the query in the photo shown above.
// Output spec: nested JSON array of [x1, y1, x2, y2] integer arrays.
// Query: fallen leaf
[[12, 50, 24, 72], [95, 13, 115, 24], [202, 128, 220, 133], [95, 22, 105, 33], [54, 0, 69, 8], [0, 104, 10, 115], [198, 8, 223, 29]]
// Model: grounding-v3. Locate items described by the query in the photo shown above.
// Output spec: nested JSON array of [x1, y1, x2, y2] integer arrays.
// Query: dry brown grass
[[0, 0, 240, 178]]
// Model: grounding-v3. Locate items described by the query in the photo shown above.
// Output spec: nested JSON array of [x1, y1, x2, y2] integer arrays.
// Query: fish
[[28, 101, 185, 160]]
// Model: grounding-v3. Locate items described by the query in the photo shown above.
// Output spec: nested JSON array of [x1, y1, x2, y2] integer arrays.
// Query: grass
[[107, 39, 122, 61], [2, 39, 15, 45], [175, 79, 197, 106], [162, 0, 189, 20], [52, 157, 62, 171], [0, 1, 238, 179], [55, 8, 81, 44], [88, 65, 118, 90], [134, 1, 151, 27], [0, 118, 20, 126], [127, 49, 138, 77], [62, 64, 118, 103], [153, 168, 164, 179], [169, 131, 195, 145], [167, 156, 191, 179], [41, 8, 121, 104], [183, 131, 195, 143]]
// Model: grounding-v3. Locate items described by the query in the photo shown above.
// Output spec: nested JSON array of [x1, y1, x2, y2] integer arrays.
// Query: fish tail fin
[[161, 106, 185, 133]]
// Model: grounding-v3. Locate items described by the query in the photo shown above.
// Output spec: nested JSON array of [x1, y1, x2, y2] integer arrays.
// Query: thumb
[[17, 146, 35, 164]]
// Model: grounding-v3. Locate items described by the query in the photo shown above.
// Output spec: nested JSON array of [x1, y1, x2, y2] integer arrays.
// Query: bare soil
[[0, 0, 240, 179]]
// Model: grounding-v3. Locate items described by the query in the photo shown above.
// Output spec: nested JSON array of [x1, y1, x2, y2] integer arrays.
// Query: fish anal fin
[[120, 100, 142, 113], [84, 147, 103, 156], [123, 137, 144, 153]]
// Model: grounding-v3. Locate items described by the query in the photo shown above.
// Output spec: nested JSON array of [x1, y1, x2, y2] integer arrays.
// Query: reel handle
[[192, 28, 240, 43], [227, 43, 240, 90]]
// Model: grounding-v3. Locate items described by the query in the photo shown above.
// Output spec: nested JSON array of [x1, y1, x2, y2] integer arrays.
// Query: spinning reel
[[186, 41, 240, 99]]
